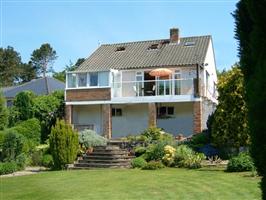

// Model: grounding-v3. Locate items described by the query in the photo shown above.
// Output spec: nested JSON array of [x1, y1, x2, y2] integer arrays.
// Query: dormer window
[[184, 41, 196, 46], [116, 46, 125, 52], [148, 44, 159, 50]]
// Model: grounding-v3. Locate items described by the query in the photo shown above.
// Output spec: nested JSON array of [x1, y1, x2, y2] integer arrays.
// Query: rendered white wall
[[112, 103, 149, 138], [73, 105, 103, 134], [157, 102, 194, 137]]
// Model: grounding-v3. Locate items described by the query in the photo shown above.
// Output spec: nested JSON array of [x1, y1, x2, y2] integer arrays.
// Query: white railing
[[112, 78, 194, 98]]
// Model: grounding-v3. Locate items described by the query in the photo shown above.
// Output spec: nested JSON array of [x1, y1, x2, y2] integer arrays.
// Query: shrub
[[0, 90, 8, 130], [141, 127, 162, 141], [2, 130, 28, 161], [174, 145, 205, 169], [0, 161, 17, 175], [13, 91, 35, 121], [227, 152, 255, 172], [42, 154, 54, 168], [134, 146, 146, 157], [162, 145, 176, 166], [30, 150, 43, 166], [78, 129, 107, 148], [49, 119, 79, 169], [144, 141, 167, 162], [186, 132, 209, 150], [142, 161, 164, 170], [11, 118, 41, 145], [15, 153, 28, 170], [131, 157, 147, 168]]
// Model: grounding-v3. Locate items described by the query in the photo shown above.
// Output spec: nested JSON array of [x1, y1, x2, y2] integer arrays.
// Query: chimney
[[170, 28, 180, 43]]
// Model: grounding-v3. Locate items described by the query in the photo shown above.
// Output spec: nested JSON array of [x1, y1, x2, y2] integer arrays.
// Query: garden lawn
[[1, 168, 261, 200]]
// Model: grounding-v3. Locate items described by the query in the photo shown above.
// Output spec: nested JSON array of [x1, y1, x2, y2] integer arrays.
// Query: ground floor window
[[112, 108, 122, 116], [157, 106, 174, 118]]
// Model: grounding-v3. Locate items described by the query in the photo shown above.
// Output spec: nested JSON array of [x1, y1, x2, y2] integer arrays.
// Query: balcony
[[111, 78, 196, 100]]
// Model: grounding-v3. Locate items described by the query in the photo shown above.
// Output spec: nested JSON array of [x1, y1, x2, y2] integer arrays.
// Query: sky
[[1, 0, 239, 72]]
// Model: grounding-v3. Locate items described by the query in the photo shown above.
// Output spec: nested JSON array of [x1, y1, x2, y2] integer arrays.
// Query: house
[[65, 28, 218, 139], [2, 77, 65, 106]]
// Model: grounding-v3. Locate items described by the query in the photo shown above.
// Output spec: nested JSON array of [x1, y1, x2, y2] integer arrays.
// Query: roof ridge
[[100, 35, 211, 46]]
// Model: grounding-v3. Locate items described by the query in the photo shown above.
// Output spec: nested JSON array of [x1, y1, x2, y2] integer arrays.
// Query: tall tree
[[211, 65, 249, 150], [234, 0, 266, 198], [17, 61, 37, 83], [0, 46, 21, 86], [31, 43, 57, 77]]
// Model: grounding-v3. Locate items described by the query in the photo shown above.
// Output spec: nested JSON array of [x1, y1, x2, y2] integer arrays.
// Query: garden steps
[[70, 145, 133, 169]]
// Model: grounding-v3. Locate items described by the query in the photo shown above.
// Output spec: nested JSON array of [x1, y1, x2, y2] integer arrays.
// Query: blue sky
[[1, 0, 238, 72]]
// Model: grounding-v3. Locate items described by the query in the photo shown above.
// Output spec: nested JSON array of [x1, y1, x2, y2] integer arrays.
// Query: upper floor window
[[78, 73, 87, 87], [67, 71, 110, 88]]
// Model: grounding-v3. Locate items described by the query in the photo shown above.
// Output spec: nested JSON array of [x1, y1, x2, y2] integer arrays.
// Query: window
[[157, 106, 174, 118], [184, 41, 196, 46], [116, 46, 125, 52], [99, 71, 109, 86], [67, 73, 77, 88], [148, 43, 159, 50], [78, 73, 87, 87], [89, 72, 98, 86], [112, 108, 122, 117]]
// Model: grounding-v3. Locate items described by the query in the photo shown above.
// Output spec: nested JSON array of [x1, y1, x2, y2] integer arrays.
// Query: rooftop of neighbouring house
[[75, 28, 212, 72], [2, 77, 65, 99]]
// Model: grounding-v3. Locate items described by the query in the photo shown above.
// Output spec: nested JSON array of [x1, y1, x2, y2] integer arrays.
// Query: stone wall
[[66, 88, 111, 101]]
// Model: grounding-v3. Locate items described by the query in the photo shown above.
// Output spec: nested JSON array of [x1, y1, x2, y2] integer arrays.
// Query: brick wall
[[193, 101, 202, 134], [102, 104, 112, 139], [65, 105, 72, 124], [66, 88, 111, 101], [148, 103, 157, 127]]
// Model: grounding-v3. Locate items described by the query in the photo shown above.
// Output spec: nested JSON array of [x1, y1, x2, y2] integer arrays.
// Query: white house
[[65, 28, 218, 138]]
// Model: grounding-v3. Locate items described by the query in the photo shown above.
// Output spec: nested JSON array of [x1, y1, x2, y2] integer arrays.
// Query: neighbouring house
[[65, 28, 218, 138], [2, 77, 65, 106]]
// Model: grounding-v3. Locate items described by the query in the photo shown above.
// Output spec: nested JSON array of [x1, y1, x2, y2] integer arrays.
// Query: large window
[[67, 73, 77, 88], [90, 72, 98, 86], [67, 71, 110, 88], [78, 73, 87, 87]]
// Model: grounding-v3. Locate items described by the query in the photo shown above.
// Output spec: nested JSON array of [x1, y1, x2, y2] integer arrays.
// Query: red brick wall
[[65, 105, 72, 124], [102, 104, 112, 139], [148, 103, 157, 127], [193, 101, 202, 134], [66, 88, 111, 101]]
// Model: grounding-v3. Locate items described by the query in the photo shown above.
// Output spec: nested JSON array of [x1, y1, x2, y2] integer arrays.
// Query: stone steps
[[70, 145, 133, 169]]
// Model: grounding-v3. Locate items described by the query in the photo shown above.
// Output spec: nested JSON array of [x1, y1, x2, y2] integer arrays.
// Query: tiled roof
[[76, 35, 211, 72], [2, 77, 65, 98]]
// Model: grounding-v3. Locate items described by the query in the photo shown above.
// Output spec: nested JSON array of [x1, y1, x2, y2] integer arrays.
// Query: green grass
[[1, 168, 261, 200]]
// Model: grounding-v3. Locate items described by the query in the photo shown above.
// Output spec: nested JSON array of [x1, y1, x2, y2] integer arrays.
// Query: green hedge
[[0, 161, 17, 175]]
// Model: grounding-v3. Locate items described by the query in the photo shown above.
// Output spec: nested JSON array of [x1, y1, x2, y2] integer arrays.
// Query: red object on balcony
[[149, 68, 172, 77]]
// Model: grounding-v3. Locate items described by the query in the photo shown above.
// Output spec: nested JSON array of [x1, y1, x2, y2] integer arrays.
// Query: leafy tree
[[234, 0, 266, 197], [31, 43, 57, 77], [53, 58, 85, 82], [33, 91, 64, 142], [13, 91, 35, 121], [0, 91, 8, 130], [0, 46, 21, 86], [211, 65, 249, 150], [17, 62, 37, 83], [49, 119, 78, 169]]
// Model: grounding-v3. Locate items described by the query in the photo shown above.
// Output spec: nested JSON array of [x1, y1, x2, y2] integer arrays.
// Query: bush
[[141, 127, 162, 141], [30, 150, 43, 166], [15, 153, 28, 170], [0, 91, 8, 130], [13, 91, 35, 121], [78, 129, 107, 148], [142, 161, 164, 170], [2, 130, 28, 161], [174, 145, 205, 169], [0, 161, 17, 175], [162, 145, 176, 166], [186, 132, 209, 150], [11, 118, 41, 145], [49, 119, 79, 169], [144, 141, 167, 162], [227, 152, 255, 172], [134, 146, 146, 157], [131, 157, 147, 168], [42, 154, 54, 168]]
